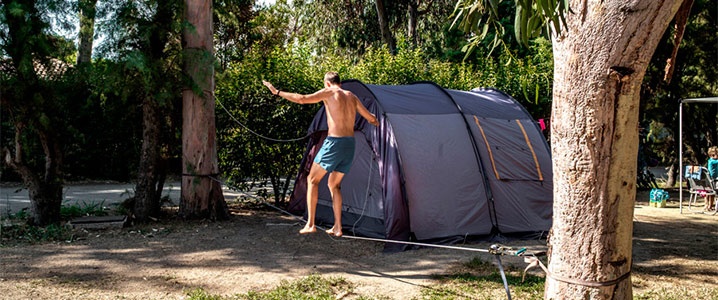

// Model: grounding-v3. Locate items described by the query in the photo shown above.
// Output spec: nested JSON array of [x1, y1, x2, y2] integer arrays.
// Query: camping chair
[[685, 166, 718, 215]]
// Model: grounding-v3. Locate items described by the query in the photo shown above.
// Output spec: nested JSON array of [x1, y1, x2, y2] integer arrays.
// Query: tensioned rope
[[215, 96, 311, 143]]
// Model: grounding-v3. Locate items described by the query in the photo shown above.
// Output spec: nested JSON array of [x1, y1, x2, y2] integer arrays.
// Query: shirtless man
[[262, 72, 378, 237]]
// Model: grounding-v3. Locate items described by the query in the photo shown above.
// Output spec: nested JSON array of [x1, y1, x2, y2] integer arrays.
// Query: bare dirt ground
[[0, 190, 716, 299]]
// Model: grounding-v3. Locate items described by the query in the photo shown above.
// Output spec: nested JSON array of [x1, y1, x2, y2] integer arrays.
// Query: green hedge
[[215, 42, 553, 203]]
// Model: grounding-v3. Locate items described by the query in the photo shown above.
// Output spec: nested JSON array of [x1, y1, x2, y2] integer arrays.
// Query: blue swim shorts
[[313, 136, 356, 174]]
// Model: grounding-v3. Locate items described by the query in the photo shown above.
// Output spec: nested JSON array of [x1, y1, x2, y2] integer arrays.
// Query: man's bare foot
[[325, 227, 343, 237], [299, 225, 316, 234]]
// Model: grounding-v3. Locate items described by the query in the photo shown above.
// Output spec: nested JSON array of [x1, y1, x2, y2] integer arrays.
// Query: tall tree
[[76, 0, 97, 64], [374, 0, 395, 51], [100, 0, 184, 221], [547, 2, 682, 298], [1, 0, 68, 225], [407, 0, 433, 46], [181, 0, 229, 220], [454, 0, 685, 298], [132, 1, 179, 221]]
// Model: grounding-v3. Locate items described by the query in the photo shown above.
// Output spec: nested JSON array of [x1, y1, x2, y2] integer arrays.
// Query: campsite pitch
[[0, 192, 716, 299]]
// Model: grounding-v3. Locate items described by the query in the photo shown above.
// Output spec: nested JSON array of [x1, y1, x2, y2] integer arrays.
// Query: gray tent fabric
[[288, 80, 552, 248]]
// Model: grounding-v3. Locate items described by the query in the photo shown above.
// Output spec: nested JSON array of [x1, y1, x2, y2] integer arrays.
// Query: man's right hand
[[262, 80, 278, 95], [369, 117, 379, 127]]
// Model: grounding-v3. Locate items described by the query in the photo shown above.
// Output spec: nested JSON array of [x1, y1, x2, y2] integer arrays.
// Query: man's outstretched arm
[[354, 95, 379, 127], [263, 80, 328, 104]]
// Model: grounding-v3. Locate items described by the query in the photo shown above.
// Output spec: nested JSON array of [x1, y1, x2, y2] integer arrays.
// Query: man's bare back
[[322, 87, 362, 137]]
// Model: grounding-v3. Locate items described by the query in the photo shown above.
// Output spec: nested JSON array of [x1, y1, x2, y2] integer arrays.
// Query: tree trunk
[[666, 158, 678, 187], [76, 0, 97, 65], [281, 173, 292, 205], [180, 0, 229, 220], [1, 0, 64, 226], [3, 124, 63, 226], [29, 181, 63, 225], [663, 0, 694, 84], [408, 1, 418, 46], [547, 1, 684, 299], [375, 0, 395, 52], [134, 96, 162, 221]]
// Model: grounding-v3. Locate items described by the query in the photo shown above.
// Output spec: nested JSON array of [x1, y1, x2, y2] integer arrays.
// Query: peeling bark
[[546, 0, 684, 298], [663, 0, 694, 84], [180, 0, 229, 220]]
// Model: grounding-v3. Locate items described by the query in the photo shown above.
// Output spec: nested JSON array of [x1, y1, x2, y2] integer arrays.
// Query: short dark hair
[[324, 71, 340, 85]]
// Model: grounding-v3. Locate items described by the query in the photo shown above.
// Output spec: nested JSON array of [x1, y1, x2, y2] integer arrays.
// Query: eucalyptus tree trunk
[[408, 1, 418, 46], [547, 0, 685, 299], [180, 0, 229, 220], [76, 0, 97, 65], [407, 0, 432, 47], [375, 0, 395, 52]]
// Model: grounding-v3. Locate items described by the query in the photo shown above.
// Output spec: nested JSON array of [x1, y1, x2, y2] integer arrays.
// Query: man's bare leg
[[326, 171, 346, 237], [301, 162, 327, 234]]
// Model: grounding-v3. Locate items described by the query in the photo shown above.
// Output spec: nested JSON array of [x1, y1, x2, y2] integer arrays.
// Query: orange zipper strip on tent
[[473, 116, 501, 180], [515, 119, 544, 181]]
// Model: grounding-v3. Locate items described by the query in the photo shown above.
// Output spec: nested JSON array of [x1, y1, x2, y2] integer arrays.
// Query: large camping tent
[[288, 80, 552, 248]]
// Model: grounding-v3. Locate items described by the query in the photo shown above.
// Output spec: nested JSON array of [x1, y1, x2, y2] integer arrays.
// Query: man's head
[[324, 71, 341, 87]]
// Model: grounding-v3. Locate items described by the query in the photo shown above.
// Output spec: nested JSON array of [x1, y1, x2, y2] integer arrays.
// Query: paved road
[[0, 182, 249, 216], [1, 167, 668, 217]]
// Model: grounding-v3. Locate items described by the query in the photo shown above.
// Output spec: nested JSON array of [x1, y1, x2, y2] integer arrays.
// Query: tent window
[[471, 116, 545, 181]]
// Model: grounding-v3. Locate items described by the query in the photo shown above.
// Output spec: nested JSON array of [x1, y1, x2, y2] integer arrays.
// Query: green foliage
[[217, 41, 552, 203], [0, 222, 73, 244], [422, 256, 544, 300], [60, 200, 108, 219], [243, 275, 353, 300], [640, 0, 717, 169], [183, 275, 354, 300], [186, 288, 224, 300], [216, 46, 319, 204], [451, 0, 569, 56]]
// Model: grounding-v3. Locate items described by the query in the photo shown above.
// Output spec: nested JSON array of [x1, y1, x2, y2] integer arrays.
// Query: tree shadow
[[0, 210, 543, 297]]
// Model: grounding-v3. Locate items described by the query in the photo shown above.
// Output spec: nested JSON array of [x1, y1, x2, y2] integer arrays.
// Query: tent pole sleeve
[[515, 119, 544, 181], [474, 116, 501, 180]]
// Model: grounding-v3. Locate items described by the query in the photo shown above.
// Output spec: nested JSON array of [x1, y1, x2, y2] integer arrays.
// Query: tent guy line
[[215, 96, 311, 143]]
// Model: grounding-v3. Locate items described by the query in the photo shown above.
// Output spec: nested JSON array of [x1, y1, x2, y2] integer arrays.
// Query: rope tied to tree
[[522, 255, 632, 288]]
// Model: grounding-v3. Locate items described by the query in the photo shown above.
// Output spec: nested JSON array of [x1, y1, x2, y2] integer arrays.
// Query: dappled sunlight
[[2, 203, 713, 299], [3, 210, 529, 298]]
